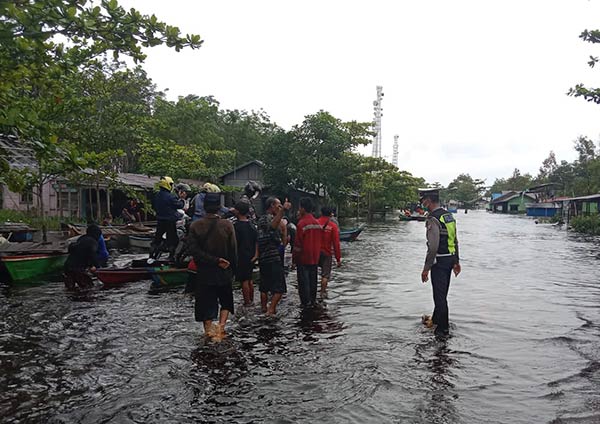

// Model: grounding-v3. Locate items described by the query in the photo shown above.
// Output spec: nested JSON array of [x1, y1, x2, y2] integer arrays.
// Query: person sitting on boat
[[97, 233, 109, 267], [122, 198, 142, 223], [187, 192, 237, 341], [189, 183, 229, 222], [64, 224, 103, 290], [151, 176, 184, 261]]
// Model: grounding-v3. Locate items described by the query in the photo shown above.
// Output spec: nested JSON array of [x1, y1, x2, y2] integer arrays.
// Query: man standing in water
[[187, 193, 237, 341], [257, 196, 291, 315], [293, 197, 322, 307], [419, 188, 461, 338]]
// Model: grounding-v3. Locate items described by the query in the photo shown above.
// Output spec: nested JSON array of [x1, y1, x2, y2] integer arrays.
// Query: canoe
[[129, 235, 153, 249], [148, 268, 189, 293], [96, 267, 153, 287], [399, 214, 427, 222], [339, 225, 365, 242], [1, 253, 68, 282]]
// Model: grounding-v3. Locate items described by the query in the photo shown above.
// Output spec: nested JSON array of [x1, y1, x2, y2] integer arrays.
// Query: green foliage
[[136, 139, 234, 180], [446, 173, 485, 204], [488, 168, 536, 195], [570, 215, 600, 235], [0, 209, 84, 231]]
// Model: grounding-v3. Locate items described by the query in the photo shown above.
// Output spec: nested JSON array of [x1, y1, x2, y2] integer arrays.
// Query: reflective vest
[[429, 208, 457, 255]]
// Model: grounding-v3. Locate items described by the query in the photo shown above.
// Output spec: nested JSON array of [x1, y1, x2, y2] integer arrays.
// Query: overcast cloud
[[119, 0, 600, 185]]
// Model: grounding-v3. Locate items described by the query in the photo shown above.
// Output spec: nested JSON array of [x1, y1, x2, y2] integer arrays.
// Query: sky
[[119, 0, 600, 186]]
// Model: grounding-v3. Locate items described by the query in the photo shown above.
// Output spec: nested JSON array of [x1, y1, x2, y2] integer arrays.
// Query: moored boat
[[96, 267, 153, 287], [1, 253, 68, 282], [399, 214, 427, 222], [148, 268, 189, 293], [339, 225, 366, 242], [129, 235, 153, 249]]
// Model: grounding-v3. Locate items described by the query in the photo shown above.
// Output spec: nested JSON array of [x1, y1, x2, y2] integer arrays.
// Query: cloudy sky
[[120, 0, 600, 185]]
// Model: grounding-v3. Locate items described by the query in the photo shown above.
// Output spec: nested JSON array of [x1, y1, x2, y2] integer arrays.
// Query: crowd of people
[[63, 177, 343, 342]]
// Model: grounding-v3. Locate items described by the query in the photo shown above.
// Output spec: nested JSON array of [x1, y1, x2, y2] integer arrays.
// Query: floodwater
[[1, 211, 600, 423]]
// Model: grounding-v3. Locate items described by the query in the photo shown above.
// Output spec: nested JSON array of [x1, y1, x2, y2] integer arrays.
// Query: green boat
[[1, 253, 68, 282], [148, 268, 189, 293]]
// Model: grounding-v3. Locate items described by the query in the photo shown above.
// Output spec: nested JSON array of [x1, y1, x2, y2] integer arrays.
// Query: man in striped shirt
[[257, 196, 291, 315], [293, 197, 323, 307]]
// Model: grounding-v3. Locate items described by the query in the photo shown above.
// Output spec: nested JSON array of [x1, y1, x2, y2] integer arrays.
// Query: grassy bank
[[0, 210, 84, 231], [570, 215, 600, 235]]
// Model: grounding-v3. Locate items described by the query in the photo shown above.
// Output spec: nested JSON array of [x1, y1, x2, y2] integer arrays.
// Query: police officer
[[151, 176, 184, 260], [419, 188, 461, 337]]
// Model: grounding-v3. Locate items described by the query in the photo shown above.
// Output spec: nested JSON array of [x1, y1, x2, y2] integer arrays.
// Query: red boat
[[96, 268, 152, 287]]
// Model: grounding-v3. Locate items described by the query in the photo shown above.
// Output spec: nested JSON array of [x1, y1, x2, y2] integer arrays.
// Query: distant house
[[472, 196, 490, 210], [490, 191, 537, 214], [566, 193, 600, 217]]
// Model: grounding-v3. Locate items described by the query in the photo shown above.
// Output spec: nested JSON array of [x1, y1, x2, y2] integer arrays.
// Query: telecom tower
[[392, 135, 399, 167], [371, 85, 383, 158]]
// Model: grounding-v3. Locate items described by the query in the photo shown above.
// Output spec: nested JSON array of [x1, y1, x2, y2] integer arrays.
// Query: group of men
[[185, 192, 342, 341], [63, 178, 461, 342]]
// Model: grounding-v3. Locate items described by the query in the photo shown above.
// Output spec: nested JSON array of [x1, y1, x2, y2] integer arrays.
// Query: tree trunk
[[88, 187, 94, 222], [95, 181, 101, 222], [38, 167, 47, 242]]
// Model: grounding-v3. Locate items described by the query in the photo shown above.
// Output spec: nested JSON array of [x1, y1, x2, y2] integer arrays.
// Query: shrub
[[570, 215, 600, 235]]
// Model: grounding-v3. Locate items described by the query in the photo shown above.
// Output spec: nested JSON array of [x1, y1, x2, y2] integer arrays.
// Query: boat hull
[[339, 225, 365, 242], [97, 268, 152, 287], [129, 235, 153, 249], [399, 215, 427, 222], [1, 254, 68, 282], [149, 268, 189, 292]]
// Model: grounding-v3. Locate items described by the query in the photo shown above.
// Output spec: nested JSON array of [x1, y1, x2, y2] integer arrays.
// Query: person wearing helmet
[[190, 182, 228, 222], [152, 176, 184, 260]]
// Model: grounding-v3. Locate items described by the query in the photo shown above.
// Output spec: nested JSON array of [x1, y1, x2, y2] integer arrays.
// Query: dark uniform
[[421, 189, 460, 337]]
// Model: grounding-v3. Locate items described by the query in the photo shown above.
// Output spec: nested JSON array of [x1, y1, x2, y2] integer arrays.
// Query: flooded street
[[1, 211, 600, 423]]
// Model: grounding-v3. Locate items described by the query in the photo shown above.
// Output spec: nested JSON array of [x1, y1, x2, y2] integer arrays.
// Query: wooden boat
[[96, 267, 153, 287], [1, 253, 68, 282], [148, 268, 189, 293], [339, 225, 365, 242], [399, 214, 427, 222], [129, 235, 153, 249], [67, 223, 154, 238]]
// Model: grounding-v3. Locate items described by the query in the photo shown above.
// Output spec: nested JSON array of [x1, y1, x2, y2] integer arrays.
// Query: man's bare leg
[[212, 309, 230, 342], [266, 293, 283, 315], [203, 320, 215, 337], [260, 292, 268, 313], [320, 277, 329, 293], [242, 280, 252, 305], [249, 280, 255, 303]]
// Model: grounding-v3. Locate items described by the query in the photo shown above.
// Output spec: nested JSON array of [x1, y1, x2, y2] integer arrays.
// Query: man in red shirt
[[293, 197, 322, 307], [317, 206, 341, 294]]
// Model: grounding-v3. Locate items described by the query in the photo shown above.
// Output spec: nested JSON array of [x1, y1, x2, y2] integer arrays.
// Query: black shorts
[[236, 259, 254, 282], [194, 283, 234, 322], [318, 253, 333, 279], [259, 260, 286, 294]]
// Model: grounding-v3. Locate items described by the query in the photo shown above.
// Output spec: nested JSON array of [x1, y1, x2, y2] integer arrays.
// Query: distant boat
[[399, 214, 427, 222], [339, 225, 366, 242]]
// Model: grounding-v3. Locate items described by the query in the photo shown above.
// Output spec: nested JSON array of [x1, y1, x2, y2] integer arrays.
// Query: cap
[[418, 188, 439, 201]]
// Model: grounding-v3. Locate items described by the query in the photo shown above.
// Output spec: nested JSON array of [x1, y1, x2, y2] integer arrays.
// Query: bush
[[0, 210, 85, 231], [570, 215, 600, 235]]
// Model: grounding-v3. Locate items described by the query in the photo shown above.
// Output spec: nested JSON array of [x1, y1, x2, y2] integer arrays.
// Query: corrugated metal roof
[[567, 193, 600, 201]]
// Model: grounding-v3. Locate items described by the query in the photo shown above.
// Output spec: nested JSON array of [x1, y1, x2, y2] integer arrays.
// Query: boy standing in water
[[419, 188, 461, 338], [317, 206, 341, 294], [233, 201, 258, 306]]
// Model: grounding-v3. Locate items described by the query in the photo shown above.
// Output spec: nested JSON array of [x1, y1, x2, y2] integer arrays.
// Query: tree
[[538, 151, 558, 180], [446, 174, 483, 204], [0, 0, 202, 229], [569, 29, 600, 103]]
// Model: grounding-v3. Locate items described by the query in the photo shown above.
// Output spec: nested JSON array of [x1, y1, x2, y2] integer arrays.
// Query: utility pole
[[371, 85, 384, 158]]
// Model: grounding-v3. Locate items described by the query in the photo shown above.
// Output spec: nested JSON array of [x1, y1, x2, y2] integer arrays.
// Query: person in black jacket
[[151, 176, 184, 260], [64, 224, 102, 290]]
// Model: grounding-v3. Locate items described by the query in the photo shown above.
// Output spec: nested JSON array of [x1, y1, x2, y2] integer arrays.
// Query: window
[[20, 190, 33, 204], [510, 204, 518, 212]]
